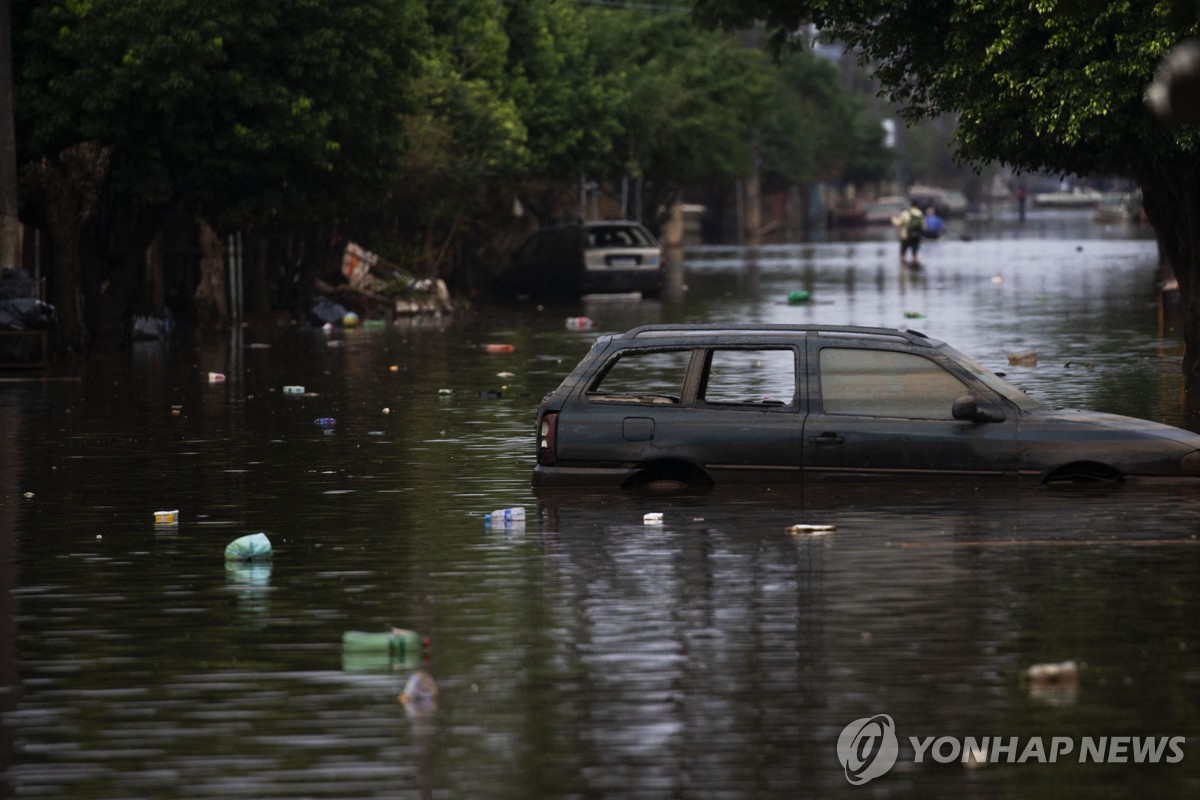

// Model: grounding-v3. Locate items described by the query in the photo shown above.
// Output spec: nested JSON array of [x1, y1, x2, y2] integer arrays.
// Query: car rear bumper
[[581, 269, 663, 297], [532, 464, 639, 488]]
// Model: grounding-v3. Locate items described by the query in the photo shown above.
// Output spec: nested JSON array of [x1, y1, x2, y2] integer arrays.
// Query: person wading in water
[[892, 200, 925, 266]]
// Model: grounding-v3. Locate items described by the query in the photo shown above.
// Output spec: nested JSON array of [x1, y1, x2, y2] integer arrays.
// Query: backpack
[[905, 209, 924, 237]]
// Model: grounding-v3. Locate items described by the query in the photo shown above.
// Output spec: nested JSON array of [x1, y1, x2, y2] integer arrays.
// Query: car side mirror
[[953, 394, 1004, 423]]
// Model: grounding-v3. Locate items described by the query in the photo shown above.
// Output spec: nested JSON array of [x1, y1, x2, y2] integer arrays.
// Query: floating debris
[[1007, 350, 1038, 367], [399, 670, 439, 715], [224, 532, 273, 562], [787, 524, 836, 535]]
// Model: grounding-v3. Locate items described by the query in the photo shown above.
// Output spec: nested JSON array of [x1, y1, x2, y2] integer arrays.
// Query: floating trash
[[207, 372, 226, 383], [787, 523, 836, 535], [283, 385, 305, 395], [565, 316, 594, 330], [340, 633, 424, 662], [478, 390, 502, 400], [485, 507, 526, 526], [1023, 660, 1080, 705], [399, 670, 439, 714], [787, 290, 810, 304], [224, 532, 273, 562], [484, 343, 515, 353], [154, 509, 179, 527], [903, 310, 926, 319], [1007, 350, 1038, 367], [1025, 660, 1079, 686], [314, 417, 337, 428], [644, 512, 664, 525], [342, 311, 361, 327]]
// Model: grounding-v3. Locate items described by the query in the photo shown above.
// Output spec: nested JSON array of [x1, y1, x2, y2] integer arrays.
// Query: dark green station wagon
[[533, 324, 1200, 488]]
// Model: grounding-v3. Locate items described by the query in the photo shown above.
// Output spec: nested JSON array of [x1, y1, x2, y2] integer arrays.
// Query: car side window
[[700, 348, 796, 407], [587, 349, 691, 404], [819, 348, 966, 419]]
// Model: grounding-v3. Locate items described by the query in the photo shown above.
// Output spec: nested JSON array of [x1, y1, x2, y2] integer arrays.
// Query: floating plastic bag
[[224, 532, 273, 561]]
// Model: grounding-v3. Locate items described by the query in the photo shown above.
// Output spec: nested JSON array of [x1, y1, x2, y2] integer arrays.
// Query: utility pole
[[0, 0, 19, 271]]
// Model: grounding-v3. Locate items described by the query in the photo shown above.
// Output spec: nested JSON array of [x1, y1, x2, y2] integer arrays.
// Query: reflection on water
[[2, 221, 1199, 798]]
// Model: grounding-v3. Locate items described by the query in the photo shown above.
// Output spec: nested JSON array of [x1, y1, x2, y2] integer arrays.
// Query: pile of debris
[[312, 242, 455, 325]]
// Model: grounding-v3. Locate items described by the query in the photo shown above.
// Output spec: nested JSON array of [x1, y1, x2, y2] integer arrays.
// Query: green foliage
[[583, 9, 773, 194], [761, 49, 889, 187], [692, 0, 1200, 178], [17, 0, 429, 230]]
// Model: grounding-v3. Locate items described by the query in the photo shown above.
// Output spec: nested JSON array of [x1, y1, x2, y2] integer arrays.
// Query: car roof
[[599, 323, 941, 348]]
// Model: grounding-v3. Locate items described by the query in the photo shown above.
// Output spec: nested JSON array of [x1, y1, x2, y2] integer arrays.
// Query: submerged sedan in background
[[533, 324, 1200, 488], [495, 220, 664, 300]]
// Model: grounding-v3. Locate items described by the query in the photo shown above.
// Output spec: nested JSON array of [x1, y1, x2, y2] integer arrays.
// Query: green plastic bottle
[[341, 628, 422, 671]]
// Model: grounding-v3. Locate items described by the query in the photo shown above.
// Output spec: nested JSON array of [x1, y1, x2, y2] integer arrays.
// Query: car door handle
[[807, 432, 844, 445]]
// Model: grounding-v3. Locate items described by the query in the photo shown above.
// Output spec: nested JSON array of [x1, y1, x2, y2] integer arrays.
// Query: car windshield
[[938, 344, 1042, 411], [585, 225, 654, 249]]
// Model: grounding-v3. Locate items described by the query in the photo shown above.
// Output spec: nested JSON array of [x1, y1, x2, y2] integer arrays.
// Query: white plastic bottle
[[485, 507, 526, 525]]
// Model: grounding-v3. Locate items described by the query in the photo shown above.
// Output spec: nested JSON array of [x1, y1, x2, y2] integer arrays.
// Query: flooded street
[[4, 209, 1200, 798]]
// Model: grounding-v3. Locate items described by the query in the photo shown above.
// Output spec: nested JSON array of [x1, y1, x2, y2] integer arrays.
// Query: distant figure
[[923, 208, 946, 239], [891, 200, 925, 265], [1017, 187, 1028, 223]]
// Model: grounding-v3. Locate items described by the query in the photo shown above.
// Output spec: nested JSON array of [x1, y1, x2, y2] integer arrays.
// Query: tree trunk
[[0, 0, 19, 272], [194, 218, 228, 332], [21, 144, 110, 356], [1137, 159, 1200, 373]]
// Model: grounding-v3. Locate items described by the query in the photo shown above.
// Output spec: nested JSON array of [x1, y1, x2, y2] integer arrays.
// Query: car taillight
[[538, 412, 558, 465]]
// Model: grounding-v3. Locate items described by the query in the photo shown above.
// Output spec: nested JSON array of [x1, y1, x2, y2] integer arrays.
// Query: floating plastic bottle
[[283, 385, 305, 395], [787, 290, 811, 305], [341, 628, 424, 671], [314, 417, 337, 428], [484, 507, 526, 526]]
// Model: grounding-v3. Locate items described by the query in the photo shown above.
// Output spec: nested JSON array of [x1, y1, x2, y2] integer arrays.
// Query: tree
[[759, 49, 890, 190], [14, 0, 428, 351], [583, 9, 776, 228], [693, 0, 1200, 371], [0, 0, 17, 273]]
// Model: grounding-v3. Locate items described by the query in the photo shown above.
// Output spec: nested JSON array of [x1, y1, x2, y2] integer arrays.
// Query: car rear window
[[585, 225, 655, 249], [587, 349, 690, 404], [818, 348, 966, 419]]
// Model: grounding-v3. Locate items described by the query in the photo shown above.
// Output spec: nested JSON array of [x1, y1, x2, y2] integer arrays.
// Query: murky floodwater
[[3, 209, 1200, 798]]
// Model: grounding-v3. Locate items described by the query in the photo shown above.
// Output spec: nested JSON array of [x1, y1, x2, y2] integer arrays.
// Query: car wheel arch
[[1041, 460, 1124, 484], [622, 459, 715, 489]]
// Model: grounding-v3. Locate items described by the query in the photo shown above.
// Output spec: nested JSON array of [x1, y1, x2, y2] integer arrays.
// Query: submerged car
[[533, 324, 1200, 488], [495, 220, 664, 300]]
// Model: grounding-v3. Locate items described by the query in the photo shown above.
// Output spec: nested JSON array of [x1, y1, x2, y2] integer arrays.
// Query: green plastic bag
[[224, 532, 273, 561]]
